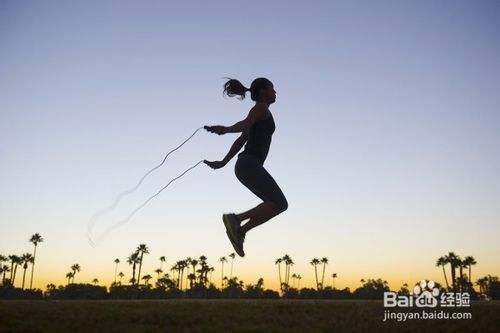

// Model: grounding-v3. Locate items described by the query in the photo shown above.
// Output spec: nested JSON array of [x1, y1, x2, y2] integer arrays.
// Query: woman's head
[[223, 77, 276, 104]]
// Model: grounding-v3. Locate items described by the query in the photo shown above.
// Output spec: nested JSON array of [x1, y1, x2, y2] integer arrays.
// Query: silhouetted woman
[[204, 78, 288, 257]]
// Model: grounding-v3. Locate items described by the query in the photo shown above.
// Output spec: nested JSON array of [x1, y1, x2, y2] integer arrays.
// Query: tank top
[[238, 112, 276, 163]]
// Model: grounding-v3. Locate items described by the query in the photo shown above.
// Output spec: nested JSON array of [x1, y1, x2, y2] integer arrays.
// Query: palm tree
[[310, 258, 320, 290], [92, 278, 99, 285], [142, 274, 152, 286], [66, 272, 74, 285], [29, 233, 43, 289], [136, 244, 149, 286], [7, 255, 14, 282], [171, 263, 180, 288], [190, 259, 198, 277], [446, 252, 460, 291], [118, 272, 124, 284], [209, 266, 215, 285], [196, 259, 208, 286], [127, 251, 140, 285], [7, 255, 14, 283], [331, 273, 338, 288], [21, 253, 34, 289], [9, 255, 22, 285], [229, 253, 236, 279], [179, 260, 188, 290], [284, 256, 294, 287], [182, 257, 190, 289], [195, 265, 204, 285], [187, 273, 196, 289], [291, 273, 297, 288], [201, 263, 209, 286], [1, 265, 10, 284], [70, 263, 81, 283], [13, 255, 22, 285], [463, 256, 477, 285], [320, 257, 329, 289], [46, 283, 56, 292], [275, 258, 283, 291], [172, 260, 186, 289], [476, 277, 488, 294], [184, 258, 192, 288], [113, 258, 120, 283], [282, 254, 291, 287], [0, 255, 7, 284], [436, 256, 450, 289], [159, 256, 166, 270], [457, 257, 466, 291], [219, 256, 227, 288], [296, 274, 302, 289], [155, 268, 163, 281]]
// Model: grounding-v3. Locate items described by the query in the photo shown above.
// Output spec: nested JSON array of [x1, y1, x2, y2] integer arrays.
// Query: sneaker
[[225, 229, 244, 257], [222, 213, 239, 241], [223, 214, 244, 257], [235, 228, 246, 257]]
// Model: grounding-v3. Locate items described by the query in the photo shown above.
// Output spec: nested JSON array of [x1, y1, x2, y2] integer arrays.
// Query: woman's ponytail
[[223, 77, 249, 100], [222, 76, 273, 102]]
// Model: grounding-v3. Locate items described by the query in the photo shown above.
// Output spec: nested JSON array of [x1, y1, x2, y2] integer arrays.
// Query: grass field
[[1, 300, 498, 332]]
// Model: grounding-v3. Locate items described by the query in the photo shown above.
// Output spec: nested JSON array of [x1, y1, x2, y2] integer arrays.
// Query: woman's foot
[[223, 214, 244, 257], [223, 213, 239, 238], [236, 228, 246, 257], [226, 229, 244, 257]]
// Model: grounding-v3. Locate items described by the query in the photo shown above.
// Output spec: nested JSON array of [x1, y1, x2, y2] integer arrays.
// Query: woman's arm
[[204, 132, 247, 169], [205, 104, 267, 135], [221, 131, 247, 164], [225, 104, 267, 133]]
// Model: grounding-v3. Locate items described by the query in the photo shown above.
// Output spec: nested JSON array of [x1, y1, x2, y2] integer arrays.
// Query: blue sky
[[1, 0, 499, 289]]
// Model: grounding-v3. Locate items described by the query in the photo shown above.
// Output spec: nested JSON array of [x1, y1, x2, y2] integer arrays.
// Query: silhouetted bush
[[262, 289, 280, 299], [353, 279, 390, 300], [221, 278, 245, 298], [46, 284, 107, 299], [109, 285, 140, 299], [282, 288, 299, 298], [296, 288, 317, 299], [0, 284, 43, 299], [489, 281, 500, 300]]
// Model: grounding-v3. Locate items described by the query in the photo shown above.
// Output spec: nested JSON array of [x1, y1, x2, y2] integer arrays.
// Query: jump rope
[[87, 126, 211, 246]]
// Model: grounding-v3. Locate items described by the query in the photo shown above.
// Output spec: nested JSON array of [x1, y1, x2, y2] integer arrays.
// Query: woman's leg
[[235, 202, 277, 221], [235, 202, 281, 233], [234, 159, 288, 234]]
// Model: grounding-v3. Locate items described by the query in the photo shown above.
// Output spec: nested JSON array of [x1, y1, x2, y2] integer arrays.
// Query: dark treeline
[[2, 276, 499, 301], [2, 237, 499, 301]]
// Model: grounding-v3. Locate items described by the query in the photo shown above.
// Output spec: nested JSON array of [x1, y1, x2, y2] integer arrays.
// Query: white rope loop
[[87, 127, 205, 246]]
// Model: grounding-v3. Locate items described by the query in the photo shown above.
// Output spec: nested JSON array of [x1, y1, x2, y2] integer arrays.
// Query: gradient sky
[[1, 0, 499, 291]]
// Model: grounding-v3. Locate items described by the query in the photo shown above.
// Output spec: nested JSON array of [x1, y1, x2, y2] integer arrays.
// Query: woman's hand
[[203, 160, 226, 169], [204, 125, 227, 135]]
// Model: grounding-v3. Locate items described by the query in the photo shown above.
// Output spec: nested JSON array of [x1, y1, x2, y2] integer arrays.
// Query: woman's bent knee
[[271, 197, 288, 214], [280, 198, 288, 213]]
